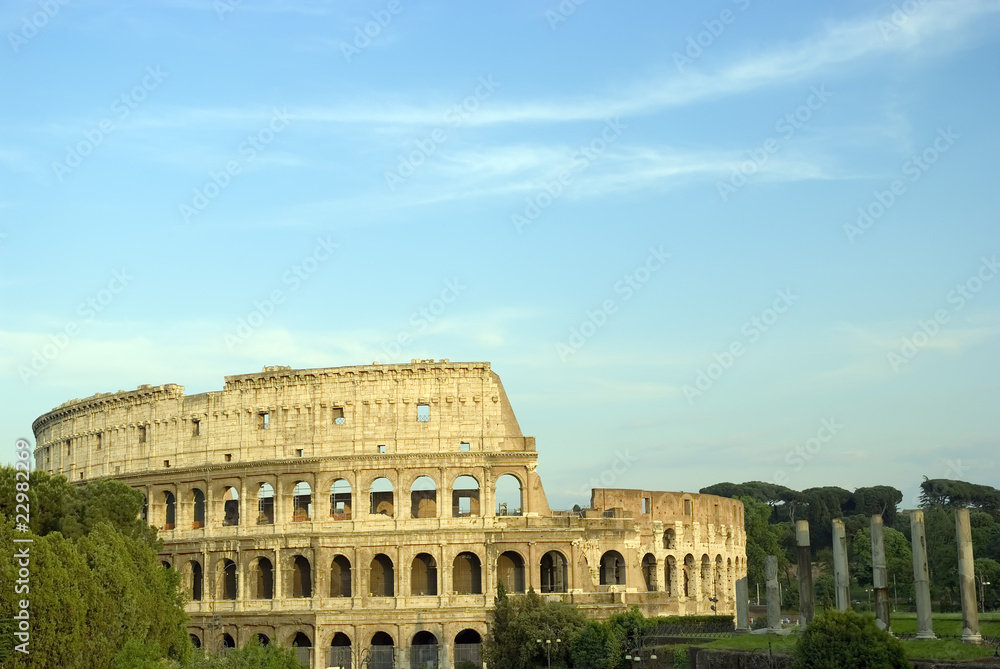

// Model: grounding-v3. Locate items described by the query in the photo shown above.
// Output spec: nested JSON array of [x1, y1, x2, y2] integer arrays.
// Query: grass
[[892, 611, 1000, 637]]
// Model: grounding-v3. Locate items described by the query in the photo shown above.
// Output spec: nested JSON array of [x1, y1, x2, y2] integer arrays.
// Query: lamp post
[[976, 575, 992, 614], [537, 635, 561, 669], [624, 637, 658, 667]]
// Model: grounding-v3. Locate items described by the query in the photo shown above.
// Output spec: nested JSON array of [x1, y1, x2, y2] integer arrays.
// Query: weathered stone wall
[[32, 360, 746, 669]]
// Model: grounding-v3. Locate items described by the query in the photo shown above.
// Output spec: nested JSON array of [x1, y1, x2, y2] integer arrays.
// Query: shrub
[[794, 610, 907, 669], [455, 662, 479, 669]]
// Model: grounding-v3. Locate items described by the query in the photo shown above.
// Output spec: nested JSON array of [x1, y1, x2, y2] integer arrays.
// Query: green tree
[[849, 526, 913, 594], [794, 610, 907, 669], [484, 583, 586, 669], [851, 486, 903, 527], [737, 496, 785, 591], [569, 620, 620, 669]]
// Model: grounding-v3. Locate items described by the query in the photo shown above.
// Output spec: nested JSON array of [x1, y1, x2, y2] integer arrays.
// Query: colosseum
[[31, 360, 746, 668]]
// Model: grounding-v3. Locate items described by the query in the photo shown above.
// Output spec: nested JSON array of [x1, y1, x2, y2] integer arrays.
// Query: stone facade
[[32, 360, 746, 669]]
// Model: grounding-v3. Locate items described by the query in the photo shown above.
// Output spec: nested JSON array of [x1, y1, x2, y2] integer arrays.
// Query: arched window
[[292, 632, 311, 667], [683, 555, 695, 598], [411, 631, 439, 668], [370, 478, 394, 517], [369, 632, 394, 669], [163, 491, 175, 530], [715, 554, 724, 599], [452, 475, 480, 517], [495, 474, 522, 516], [497, 551, 525, 593], [221, 633, 235, 650], [292, 555, 312, 598], [330, 479, 352, 520], [256, 633, 270, 646], [701, 554, 711, 597], [453, 552, 482, 595], [410, 476, 437, 518], [330, 555, 351, 597], [253, 557, 274, 599], [192, 489, 205, 528], [600, 550, 626, 586], [222, 486, 239, 526], [257, 483, 274, 525], [222, 559, 237, 600], [329, 633, 351, 668], [189, 634, 201, 649], [292, 482, 312, 522], [370, 554, 394, 597], [455, 629, 483, 667], [641, 553, 657, 591], [411, 553, 437, 596], [540, 551, 567, 593], [189, 560, 203, 601], [665, 556, 676, 596], [663, 528, 676, 550]]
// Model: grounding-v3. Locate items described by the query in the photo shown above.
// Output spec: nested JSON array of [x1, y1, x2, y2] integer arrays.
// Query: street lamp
[[537, 636, 561, 669], [976, 575, 992, 614], [624, 636, 658, 667]]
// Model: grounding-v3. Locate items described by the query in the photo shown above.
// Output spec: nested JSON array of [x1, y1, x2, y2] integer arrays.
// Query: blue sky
[[1, 0, 998, 510]]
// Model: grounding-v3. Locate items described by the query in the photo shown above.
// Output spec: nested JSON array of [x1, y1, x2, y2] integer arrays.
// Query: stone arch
[[329, 478, 352, 520], [540, 550, 568, 593], [185, 559, 203, 601], [411, 630, 439, 668], [329, 632, 351, 668], [370, 477, 394, 517], [410, 475, 437, 518], [191, 488, 206, 529], [600, 550, 626, 586], [494, 473, 523, 516], [455, 629, 483, 667], [683, 554, 695, 598], [453, 551, 482, 595], [256, 633, 270, 646], [221, 633, 235, 650], [369, 631, 394, 668], [220, 486, 239, 526], [163, 491, 176, 530], [291, 555, 312, 598], [641, 553, 657, 591], [701, 554, 711, 598], [221, 558, 237, 600], [715, 554, 724, 600], [256, 482, 274, 525], [251, 556, 274, 599], [663, 527, 676, 549], [370, 554, 394, 596], [189, 633, 201, 649], [452, 475, 481, 517], [291, 632, 311, 667], [665, 556, 677, 596], [292, 481, 312, 522], [497, 550, 525, 593], [411, 553, 437, 596], [330, 555, 351, 597]]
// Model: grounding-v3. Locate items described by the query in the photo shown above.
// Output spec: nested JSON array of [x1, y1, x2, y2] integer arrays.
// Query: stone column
[[766, 555, 780, 631], [796, 520, 814, 626], [832, 519, 850, 612], [956, 508, 982, 644], [909, 510, 936, 639], [736, 576, 750, 631], [870, 514, 891, 631]]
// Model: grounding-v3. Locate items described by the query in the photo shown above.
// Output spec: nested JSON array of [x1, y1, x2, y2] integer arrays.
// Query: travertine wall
[[32, 360, 746, 669]]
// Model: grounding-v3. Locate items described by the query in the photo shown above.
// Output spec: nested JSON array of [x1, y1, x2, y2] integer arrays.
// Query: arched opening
[[540, 550, 568, 593], [189, 634, 201, 649], [253, 557, 274, 599], [162, 561, 172, 569], [292, 555, 312, 598], [411, 631, 439, 669], [497, 551, 525, 593], [369, 632, 394, 669], [163, 491, 175, 530], [330, 555, 352, 597], [453, 552, 482, 595], [370, 478, 394, 517], [600, 550, 626, 586], [221, 633, 235, 650], [222, 559, 237, 600], [410, 476, 437, 518], [452, 475, 481, 517], [663, 528, 676, 549], [330, 479, 352, 520], [495, 474, 522, 516], [411, 553, 437, 596], [701, 554, 711, 598], [189, 560, 203, 601], [257, 483, 274, 525], [222, 486, 239, 526], [684, 554, 695, 598], [370, 554, 394, 597], [329, 632, 351, 668], [192, 489, 205, 528], [641, 553, 657, 591], [666, 556, 676, 596], [715, 554, 724, 600], [455, 629, 483, 666], [256, 633, 270, 646], [292, 632, 312, 667], [292, 481, 312, 522]]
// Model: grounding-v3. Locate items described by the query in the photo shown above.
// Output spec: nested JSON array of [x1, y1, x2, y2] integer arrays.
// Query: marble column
[[796, 520, 814, 626], [832, 519, 850, 612], [956, 508, 982, 644], [909, 510, 936, 639]]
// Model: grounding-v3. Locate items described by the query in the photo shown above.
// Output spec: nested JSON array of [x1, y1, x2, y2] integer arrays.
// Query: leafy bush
[[794, 610, 907, 669], [455, 662, 479, 669]]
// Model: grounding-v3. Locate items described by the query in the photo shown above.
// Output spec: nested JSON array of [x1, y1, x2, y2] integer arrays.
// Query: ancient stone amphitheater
[[31, 360, 746, 669]]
